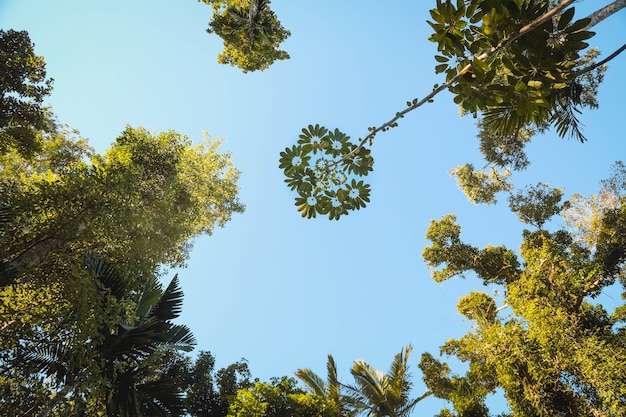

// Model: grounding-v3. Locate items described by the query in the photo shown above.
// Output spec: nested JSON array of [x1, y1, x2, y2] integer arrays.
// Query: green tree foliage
[[420, 173, 626, 417], [0, 125, 243, 287], [227, 377, 336, 417], [0, 34, 245, 416], [185, 351, 252, 417], [347, 346, 431, 417], [280, 1, 625, 219], [563, 161, 626, 247], [296, 355, 354, 417], [296, 347, 431, 417], [200, 0, 290, 72], [2, 257, 196, 417], [0, 29, 54, 158]]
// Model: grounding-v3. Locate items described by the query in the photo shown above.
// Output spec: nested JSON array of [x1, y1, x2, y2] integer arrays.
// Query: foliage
[[563, 161, 626, 247], [297, 347, 431, 417], [186, 351, 252, 417], [0, 29, 54, 158], [227, 377, 336, 417], [0, 30, 245, 417], [296, 355, 354, 417], [0, 126, 243, 287], [1, 256, 196, 417], [347, 345, 431, 417], [280, 1, 624, 218], [421, 173, 626, 417], [200, 0, 290, 72], [279, 125, 373, 220]]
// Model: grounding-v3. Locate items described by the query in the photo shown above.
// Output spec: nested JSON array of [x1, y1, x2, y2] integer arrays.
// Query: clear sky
[[2, 0, 625, 414]]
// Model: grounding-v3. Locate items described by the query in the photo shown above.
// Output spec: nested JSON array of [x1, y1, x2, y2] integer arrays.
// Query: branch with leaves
[[279, 0, 625, 219]]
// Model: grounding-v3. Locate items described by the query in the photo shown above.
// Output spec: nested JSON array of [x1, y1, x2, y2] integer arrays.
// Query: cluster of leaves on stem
[[428, 0, 597, 141], [279, 124, 373, 220]]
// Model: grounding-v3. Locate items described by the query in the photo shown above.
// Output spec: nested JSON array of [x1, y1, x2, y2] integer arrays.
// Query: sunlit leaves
[[0, 30, 55, 158], [203, 0, 291, 72], [423, 214, 520, 284], [450, 164, 512, 204], [423, 178, 626, 416], [508, 183, 568, 228], [280, 124, 373, 220]]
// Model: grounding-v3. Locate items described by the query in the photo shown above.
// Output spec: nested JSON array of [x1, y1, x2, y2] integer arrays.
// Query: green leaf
[[557, 7, 575, 31], [435, 63, 449, 74]]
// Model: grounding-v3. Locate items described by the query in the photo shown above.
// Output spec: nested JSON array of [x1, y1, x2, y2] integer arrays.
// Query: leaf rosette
[[280, 124, 373, 220]]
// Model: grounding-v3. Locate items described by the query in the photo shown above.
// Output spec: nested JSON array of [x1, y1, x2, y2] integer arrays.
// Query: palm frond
[[87, 254, 129, 300], [149, 275, 185, 322], [550, 100, 586, 142], [160, 324, 196, 352], [135, 275, 164, 320], [351, 360, 388, 408], [388, 345, 412, 403], [326, 354, 341, 404], [21, 342, 69, 381], [295, 367, 328, 397], [138, 377, 187, 417]]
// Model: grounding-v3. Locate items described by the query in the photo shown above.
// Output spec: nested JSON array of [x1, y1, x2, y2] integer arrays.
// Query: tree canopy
[[420, 167, 626, 417], [0, 31, 245, 416], [200, 0, 291, 72], [0, 29, 54, 158]]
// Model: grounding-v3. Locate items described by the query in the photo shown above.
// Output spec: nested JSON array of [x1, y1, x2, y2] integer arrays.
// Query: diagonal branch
[[329, 0, 578, 168], [573, 42, 626, 77]]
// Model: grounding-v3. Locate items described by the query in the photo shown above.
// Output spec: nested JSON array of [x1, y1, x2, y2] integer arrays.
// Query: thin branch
[[329, 0, 576, 168], [573, 42, 626, 77]]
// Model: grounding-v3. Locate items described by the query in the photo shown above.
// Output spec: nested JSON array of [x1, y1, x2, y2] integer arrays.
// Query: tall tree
[[185, 351, 252, 417], [420, 173, 626, 416], [0, 125, 243, 287], [0, 29, 54, 158], [200, 0, 290, 72], [279, 0, 625, 219]]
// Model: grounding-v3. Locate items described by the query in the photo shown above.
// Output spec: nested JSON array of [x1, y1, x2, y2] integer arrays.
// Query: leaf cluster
[[428, 1, 597, 141], [204, 0, 291, 72], [279, 124, 373, 220]]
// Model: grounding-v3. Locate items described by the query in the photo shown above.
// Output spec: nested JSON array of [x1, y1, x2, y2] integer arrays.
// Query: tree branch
[[330, 0, 577, 167], [584, 0, 626, 29], [573, 43, 626, 77]]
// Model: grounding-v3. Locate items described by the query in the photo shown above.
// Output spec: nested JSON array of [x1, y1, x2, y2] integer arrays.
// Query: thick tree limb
[[585, 0, 626, 29]]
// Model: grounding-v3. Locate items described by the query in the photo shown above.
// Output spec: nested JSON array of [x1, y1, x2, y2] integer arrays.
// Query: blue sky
[[2, 0, 625, 414]]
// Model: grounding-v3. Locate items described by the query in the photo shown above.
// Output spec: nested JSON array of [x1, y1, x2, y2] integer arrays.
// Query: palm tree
[[29, 255, 196, 417], [346, 346, 431, 417], [101, 267, 196, 417], [295, 355, 353, 417]]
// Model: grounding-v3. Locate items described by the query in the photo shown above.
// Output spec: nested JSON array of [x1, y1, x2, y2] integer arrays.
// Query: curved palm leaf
[[87, 253, 129, 299], [296, 355, 355, 417], [295, 366, 328, 397], [347, 345, 430, 417], [103, 274, 196, 358]]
